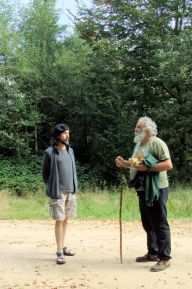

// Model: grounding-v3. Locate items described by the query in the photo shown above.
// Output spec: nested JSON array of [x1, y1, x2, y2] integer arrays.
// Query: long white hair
[[138, 116, 158, 136]]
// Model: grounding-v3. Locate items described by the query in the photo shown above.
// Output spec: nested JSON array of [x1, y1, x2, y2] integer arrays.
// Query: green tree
[[0, 0, 19, 77], [74, 0, 192, 181], [0, 79, 36, 159], [13, 0, 65, 152]]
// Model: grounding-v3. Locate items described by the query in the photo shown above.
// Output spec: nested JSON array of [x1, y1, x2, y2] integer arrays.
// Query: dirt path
[[0, 219, 192, 289]]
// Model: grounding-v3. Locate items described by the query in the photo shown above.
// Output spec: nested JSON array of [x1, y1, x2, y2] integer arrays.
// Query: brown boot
[[136, 253, 159, 262], [150, 260, 170, 272]]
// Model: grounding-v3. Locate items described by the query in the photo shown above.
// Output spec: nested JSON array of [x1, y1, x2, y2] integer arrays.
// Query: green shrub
[[0, 156, 43, 196], [76, 162, 101, 191], [0, 157, 103, 196]]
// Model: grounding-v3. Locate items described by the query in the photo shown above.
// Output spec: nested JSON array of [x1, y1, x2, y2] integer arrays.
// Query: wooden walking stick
[[119, 168, 125, 264]]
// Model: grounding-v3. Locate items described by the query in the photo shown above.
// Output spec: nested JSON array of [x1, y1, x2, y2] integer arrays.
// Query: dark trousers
[[137, 188, 171, 260]]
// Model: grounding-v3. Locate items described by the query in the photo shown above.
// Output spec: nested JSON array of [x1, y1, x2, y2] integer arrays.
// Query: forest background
[[0, 0, 192, 197]]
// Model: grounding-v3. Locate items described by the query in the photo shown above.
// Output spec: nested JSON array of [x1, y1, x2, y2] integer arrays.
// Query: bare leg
[[62, 218, 68, 248], [55, 220, 64, 253], [55, 218, 68, 252]]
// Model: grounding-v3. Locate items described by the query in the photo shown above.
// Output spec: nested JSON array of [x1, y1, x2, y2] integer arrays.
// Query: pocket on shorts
[[65, 194, 77, 218], [49, 199, 65, 220]]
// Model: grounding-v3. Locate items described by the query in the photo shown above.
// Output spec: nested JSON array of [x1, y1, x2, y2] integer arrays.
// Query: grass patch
[[168, 186, 192, 219], [77, 188, 140, 220], [0, 190, 49, 220], [0, 185, 191, 220], [0, 190, 10, 218]]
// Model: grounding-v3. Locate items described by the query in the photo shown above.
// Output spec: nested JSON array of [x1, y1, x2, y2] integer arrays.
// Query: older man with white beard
[[115, 116, 173, 272]]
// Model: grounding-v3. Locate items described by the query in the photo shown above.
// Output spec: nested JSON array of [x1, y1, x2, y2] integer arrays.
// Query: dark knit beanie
[[52, 123, 70, 139]]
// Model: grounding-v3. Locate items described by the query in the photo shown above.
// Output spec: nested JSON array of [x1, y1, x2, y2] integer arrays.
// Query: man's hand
[[115, 156, 132, 168], [115, 156, 125, 168], [135, 159, 173, 172], [134, 163, 148, 171]]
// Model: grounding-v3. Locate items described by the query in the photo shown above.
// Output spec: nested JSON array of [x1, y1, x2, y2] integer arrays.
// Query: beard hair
[[134, 130, 146, 143], [60, 139, 69, 146]]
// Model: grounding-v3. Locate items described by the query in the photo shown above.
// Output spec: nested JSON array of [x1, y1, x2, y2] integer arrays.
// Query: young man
[[42, 123, 77, 265], [115, 116, 173, 272]]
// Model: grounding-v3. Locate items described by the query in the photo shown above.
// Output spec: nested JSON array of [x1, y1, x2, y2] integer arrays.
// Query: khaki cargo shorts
[[49, 192, 77, 221]]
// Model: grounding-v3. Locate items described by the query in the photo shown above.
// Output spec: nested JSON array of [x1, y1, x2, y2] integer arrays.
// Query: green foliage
[[0, 79, 39, 158], [76, 162, 101, 190], [0, 0, 19, 77], [0, 0, 192, 185], [75, 0, 192, 182], [0, 157, 104, 196], [154, 31, 192, 174], [0, 156, 43, 196]]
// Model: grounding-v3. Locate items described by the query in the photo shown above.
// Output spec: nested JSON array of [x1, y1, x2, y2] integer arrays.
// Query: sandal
[[56, 252, 66, 265], [63, 246, 76, 256]]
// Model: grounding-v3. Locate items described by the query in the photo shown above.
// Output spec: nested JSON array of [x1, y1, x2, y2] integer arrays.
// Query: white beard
[[134, 131, 146, 143]]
